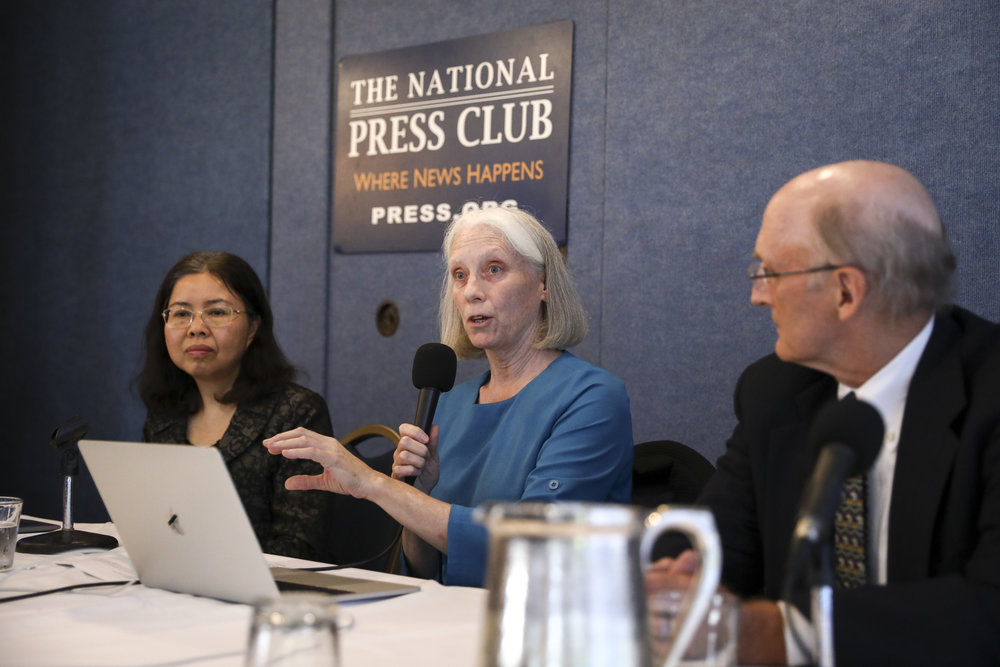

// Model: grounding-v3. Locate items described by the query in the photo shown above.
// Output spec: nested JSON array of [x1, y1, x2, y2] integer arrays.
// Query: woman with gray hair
[[264, 206, 633, 586]]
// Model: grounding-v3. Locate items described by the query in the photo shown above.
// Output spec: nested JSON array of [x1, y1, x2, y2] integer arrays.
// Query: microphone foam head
[[807, 394, 884, 475], [412, 343, 457, 392]]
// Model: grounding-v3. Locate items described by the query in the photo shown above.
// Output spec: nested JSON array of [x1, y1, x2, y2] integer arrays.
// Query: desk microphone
[[407, 343, 457, 484], [16, 417, 119, 554]]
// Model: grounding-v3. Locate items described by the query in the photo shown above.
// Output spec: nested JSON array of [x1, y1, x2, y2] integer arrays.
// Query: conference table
[[0, 519, 487, 666]]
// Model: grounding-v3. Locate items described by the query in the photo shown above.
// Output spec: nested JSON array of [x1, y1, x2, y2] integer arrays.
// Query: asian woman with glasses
[[136, 251, 336, 561]]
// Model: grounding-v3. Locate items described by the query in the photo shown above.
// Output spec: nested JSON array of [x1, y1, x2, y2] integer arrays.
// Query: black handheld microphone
[[792, 394, 884, 550], [407, 343, 457, 484], [412, 342, 458, 432]]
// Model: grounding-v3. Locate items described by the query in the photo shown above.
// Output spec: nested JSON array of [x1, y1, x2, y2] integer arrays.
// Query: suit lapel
[[765, 375, 837, 572], [888, 313, 966, 581]]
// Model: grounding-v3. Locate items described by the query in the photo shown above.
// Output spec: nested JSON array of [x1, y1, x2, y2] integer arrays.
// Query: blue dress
[[430, 351, 633, 586]]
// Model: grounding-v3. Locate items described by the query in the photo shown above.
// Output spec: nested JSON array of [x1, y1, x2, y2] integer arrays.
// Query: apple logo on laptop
[[167, 512, 185, 536]]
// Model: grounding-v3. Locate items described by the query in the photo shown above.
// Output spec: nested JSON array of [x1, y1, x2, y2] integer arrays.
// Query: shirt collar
[[837, 316, 935, 437]]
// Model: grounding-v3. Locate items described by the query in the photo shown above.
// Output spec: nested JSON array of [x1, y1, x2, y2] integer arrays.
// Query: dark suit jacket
[[699, 306, 1000, 666]]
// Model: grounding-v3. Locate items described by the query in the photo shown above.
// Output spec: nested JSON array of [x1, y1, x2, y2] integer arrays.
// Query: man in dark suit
[[650, 160, 1000, 665]]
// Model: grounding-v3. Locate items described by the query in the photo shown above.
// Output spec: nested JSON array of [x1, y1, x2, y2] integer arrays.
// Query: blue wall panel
[[270, 0, 334, 399], [602, 1, 1000, 460], [1, 1, 274, 519]]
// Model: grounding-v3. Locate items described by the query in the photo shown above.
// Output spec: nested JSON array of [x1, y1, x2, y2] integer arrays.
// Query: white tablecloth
[[0, 521, 487, 666]]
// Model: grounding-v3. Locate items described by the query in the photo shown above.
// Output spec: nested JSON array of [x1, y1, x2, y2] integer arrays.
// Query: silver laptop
[[79, 439, 420, 604]]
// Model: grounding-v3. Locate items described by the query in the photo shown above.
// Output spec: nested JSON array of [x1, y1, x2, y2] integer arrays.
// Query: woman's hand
[[393, 423, 440, 492], [262, 427, 378, 498], [267, 426, 454, 561]]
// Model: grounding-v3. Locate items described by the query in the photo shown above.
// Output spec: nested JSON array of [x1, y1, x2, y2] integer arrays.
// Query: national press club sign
[[332, 21, 573, 253]]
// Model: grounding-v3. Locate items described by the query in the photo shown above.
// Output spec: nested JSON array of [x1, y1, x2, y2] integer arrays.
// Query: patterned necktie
[[832, 391, 870, 588], [833, 465, 868, 588]]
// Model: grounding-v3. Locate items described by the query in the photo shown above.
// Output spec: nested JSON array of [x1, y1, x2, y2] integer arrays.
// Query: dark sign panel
[[333, 21, 574, 253]]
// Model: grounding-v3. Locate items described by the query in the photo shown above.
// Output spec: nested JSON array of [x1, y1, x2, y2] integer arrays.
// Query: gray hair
[[439, 206, 588, 359], [812, 200, 955, 320]]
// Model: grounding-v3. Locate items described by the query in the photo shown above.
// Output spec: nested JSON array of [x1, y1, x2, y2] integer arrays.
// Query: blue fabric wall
[[2, 0, 997, 521], [1, 1, 275, 518]]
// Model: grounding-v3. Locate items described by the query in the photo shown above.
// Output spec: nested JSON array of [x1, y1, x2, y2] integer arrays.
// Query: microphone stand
[[16, 419, 118, 555], [785, 520, 836, 667], [810, 541, 835, 667]]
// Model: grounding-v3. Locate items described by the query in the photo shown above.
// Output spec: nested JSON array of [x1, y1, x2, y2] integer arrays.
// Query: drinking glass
[[0, 497, 23, 571], [245, 593, 340, 667]]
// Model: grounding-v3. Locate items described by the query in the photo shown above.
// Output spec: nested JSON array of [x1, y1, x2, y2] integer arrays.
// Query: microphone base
[[16, 528, 119, 554]]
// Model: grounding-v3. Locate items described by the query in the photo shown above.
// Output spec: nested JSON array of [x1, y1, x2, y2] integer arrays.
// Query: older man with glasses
[[649, 160, 1000, 666]]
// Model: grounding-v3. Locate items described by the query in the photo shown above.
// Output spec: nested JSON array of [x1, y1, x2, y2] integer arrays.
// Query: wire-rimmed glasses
[[161, 305, 245, 328], [747, 260, 847, 284]]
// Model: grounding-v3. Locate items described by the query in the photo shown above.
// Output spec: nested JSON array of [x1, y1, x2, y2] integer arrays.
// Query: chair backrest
[[318, 424, 403, 573], [631, 440, 716, 508]]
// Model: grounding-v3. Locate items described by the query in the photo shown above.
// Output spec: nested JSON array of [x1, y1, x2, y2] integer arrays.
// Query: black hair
[[136, 251, 296, 417]]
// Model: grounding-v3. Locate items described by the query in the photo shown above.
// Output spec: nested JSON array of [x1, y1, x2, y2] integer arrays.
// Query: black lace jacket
[[143, 383, 336, 561]]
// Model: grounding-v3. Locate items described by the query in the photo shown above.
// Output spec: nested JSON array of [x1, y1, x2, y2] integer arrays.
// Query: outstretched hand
[[262, 427, 377, 498]]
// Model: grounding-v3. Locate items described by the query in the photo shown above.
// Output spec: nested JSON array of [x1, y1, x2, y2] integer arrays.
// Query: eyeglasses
[[747, 260, 847, 283], [161, 305, 245, 328]]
